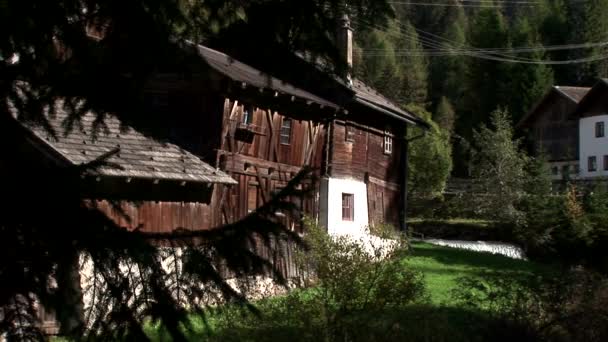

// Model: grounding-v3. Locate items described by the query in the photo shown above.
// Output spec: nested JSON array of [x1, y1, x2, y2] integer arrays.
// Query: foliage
[[434, 96, 457, 135], [454, 267, 608, 342], [406, 105, 453, 198], [293, 218, 425, 341], [354, 18, 429, 106], [470, 109, 528, 224], [207, 219, 426, 342]]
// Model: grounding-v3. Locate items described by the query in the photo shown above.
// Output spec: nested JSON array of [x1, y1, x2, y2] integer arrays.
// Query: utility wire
[[353, 19, 608, 64]]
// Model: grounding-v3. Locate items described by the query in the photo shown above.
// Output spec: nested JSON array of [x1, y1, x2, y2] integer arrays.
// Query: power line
[[353, 19, 608, 64]]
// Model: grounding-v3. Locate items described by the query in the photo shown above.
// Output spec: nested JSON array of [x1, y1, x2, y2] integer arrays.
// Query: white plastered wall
[[318, 177, 369, 236], [579, 114, 608, 178]]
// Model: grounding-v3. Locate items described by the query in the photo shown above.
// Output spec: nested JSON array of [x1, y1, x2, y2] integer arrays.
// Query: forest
[[352, 0, 608, 175]]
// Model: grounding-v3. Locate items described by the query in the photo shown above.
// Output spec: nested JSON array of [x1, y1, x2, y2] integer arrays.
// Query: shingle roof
[[517, 85, 590, 128], [14, 100, 236, 185], [554, 86, 590, 103], [351, 79, 429, 127], [196, 45, 340, 110]]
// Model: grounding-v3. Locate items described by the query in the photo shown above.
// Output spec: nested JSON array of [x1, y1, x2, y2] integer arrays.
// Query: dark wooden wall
[[527, 96, 579, 161], [217, 98, 324, 229], [330, 121, 403, 184]]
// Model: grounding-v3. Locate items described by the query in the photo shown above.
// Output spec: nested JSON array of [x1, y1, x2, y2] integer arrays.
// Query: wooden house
[[518, 85, 589, 180], [11, 19, 427, 240]]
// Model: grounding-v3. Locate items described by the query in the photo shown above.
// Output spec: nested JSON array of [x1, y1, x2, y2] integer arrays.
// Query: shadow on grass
[[162, 304, 530, 342]]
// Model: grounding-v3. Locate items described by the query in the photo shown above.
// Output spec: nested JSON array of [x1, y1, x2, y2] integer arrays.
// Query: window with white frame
[[342, 193, 354, 221], [596, 121, 605, 138], [280, 118, 292, 145], [589, 156, 597, 172], [383, 130, 393, 154]]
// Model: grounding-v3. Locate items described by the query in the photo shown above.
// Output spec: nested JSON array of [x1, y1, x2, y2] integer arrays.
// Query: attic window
[[383, 129, 393, 154], [243, 105, 254, 125], [595, 122, 605, 138], [345, 123, 355, 142], [280, 118, 292, 145]]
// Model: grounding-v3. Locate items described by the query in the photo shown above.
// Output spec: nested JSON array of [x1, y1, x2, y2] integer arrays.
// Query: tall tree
[[470, 108, 528, 224], [461, 8, 512, 137], [395, 20, 429, 106], [559, 0, 608, 84], [505, 17, 554, 123]]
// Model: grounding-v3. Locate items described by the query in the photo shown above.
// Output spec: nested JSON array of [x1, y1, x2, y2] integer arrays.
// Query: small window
[[589, 156, 597, 172], [247, 185, 258, 213], [604, 155, 608, 171], [384, 130, 393, 154], [342, 193, 354, 221], [551, 166, 558, 175], [561, 165, 569, 176], [280, 118, 292, 145], [242, 106, 254, 125], [595, 122, 605, 138], [345, 124, 355, 142]]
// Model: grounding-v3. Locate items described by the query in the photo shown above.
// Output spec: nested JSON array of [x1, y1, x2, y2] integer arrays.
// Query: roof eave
[[354, 96, 430, 129]]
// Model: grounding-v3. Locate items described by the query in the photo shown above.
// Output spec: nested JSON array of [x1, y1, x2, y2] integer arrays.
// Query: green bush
[[210, 218, 427, 341]]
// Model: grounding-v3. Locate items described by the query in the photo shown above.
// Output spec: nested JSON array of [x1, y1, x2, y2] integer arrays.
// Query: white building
[[573, 79, 608, 179]]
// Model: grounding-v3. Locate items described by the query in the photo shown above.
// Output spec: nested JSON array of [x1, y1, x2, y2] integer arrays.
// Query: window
[[589, 156, 597, 172], [561, 165, 569, 177], [280, 118, 292, 145], [604, 155, 608, 171], [596, 122, 605, 138], [551, 166, 558, 176], [247, 184, 258, 213], [242, 106, 253, 125], [384, 130, 392, 154], [345, 124, 355, 142], [342, 193, 354, 221]]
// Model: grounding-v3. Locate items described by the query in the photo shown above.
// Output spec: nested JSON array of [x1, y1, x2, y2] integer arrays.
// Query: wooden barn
[[517, 85, 590, 180], [11, 18, 428, 240]]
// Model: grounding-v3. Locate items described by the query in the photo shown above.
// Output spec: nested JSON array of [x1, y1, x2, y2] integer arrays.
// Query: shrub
[[211, 218, 427, 341]]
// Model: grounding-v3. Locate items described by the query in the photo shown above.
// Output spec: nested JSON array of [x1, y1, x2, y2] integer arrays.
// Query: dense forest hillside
[[352, 0, 608, 175]]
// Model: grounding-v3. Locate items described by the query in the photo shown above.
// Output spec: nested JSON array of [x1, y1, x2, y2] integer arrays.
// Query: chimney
[[337, 13, 353, 86]]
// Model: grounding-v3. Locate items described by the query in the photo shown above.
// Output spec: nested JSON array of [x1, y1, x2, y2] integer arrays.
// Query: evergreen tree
[[560, 0, 608, 84], [428, 2, 468, 109], [471, 108, 528, 224], [462, 8, 512, 138], [395, 20, 429, 106], [506, 17, 554, 123]]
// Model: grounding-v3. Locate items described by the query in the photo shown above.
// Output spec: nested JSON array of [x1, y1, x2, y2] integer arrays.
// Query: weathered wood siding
[[217, 98, 324, 228], [527, 96, 579, 161], [330, 121, 403, 184]]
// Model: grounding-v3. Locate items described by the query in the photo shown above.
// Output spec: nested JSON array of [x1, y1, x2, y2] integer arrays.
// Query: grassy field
[[405, 242, 551, 305], [54, 242, 554, 341]]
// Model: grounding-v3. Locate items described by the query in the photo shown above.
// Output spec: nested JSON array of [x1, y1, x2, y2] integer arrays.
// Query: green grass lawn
[[405, 242, 552, 305], [62, 242, 556, 341]]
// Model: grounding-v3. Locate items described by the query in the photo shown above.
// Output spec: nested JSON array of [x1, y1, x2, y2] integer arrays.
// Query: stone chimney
[[337, 13, 353, 86]]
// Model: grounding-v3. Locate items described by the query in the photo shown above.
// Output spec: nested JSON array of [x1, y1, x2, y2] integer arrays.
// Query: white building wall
[[319, 177, 369, 236], [579, 114, 608, 178]]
